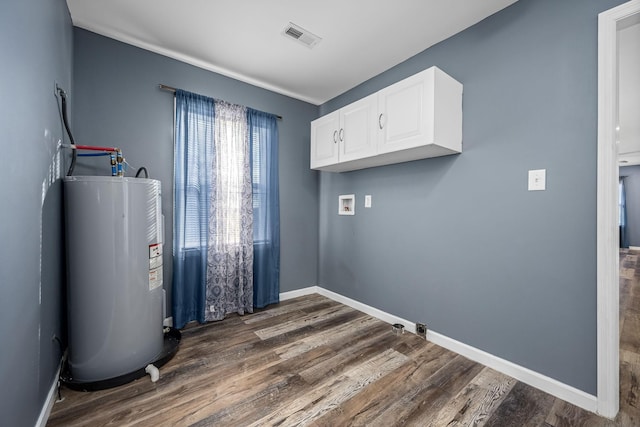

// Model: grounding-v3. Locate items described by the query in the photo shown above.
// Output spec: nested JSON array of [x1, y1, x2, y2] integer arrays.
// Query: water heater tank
[[64, 176, 164, 383]]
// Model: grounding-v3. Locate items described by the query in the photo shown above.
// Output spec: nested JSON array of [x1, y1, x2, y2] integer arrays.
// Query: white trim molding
[[285, 286, 597, 412], [598, 0, 640, 419], [315, 287, 419, 334], [36, 362, 62, 427], [280, 286, 320, 301], [426, 331, 596, 412]]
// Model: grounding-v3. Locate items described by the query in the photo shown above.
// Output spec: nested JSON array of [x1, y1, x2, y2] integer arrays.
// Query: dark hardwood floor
[[48, 251, 640, 426]]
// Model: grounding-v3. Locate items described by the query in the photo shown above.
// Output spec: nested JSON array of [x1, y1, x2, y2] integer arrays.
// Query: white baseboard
[[425, 330, 597, 412], [36, 361, 62, 427], [280, 286, 320, 301], [283, 286, 597, 414], [314, 287, 419, 334], [629, 246, 640, 251]]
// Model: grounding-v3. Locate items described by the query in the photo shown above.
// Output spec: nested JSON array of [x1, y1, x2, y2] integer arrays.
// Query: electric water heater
[[64, 176, 164, 383]]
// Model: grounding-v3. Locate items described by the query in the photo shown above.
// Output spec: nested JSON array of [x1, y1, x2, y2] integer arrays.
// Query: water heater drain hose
[[145, 364, 160, 382]]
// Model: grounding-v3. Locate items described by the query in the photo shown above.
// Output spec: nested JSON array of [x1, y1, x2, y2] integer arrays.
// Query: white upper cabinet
[[378, 67, 462, 156], [310, 110, 340, 169], [339, 94, 378, 163], [310, 66, 462, 172], [310, 94, 377, 170]]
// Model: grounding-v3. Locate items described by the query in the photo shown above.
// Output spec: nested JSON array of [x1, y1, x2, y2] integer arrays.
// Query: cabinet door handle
[[333, 130, 338, 143], [378, 113, 384, 129], [339, 128, 344, 141]]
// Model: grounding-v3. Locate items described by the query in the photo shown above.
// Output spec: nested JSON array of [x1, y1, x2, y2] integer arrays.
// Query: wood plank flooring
[[48, 250, 640, 426]]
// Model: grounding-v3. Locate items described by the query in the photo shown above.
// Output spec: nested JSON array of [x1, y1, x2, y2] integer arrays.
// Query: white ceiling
[[66, 0, 518, 105]]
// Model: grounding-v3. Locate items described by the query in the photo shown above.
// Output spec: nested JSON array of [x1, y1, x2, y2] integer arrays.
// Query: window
[[180, 108, 212, 249], [207, 103, 249, 247]]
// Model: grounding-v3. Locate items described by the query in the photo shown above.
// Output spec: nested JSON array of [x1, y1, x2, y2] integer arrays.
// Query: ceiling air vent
[[282, 22, 322, 49]]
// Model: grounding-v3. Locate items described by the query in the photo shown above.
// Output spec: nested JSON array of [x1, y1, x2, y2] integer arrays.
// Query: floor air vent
[[283, 22, 321, 48]]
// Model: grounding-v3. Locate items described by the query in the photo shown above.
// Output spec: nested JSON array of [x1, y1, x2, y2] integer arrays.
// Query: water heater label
[[149, 267, 163, 290], [149, 243, 162, 258], [149, 242, 163, 270], [149, 243, 163, 290], [150, 256, 162, 270]]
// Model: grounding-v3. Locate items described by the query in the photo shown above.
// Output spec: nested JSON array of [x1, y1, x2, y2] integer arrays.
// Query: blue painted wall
[[0, 0, 72, 425], [0, 2, 621, 423], [318, 0, 625, 395], [620, 166, 640, 247], [72, 29, 319, 311]]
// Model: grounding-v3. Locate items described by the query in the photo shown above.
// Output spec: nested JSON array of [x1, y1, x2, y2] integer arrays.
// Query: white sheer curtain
[[205, 101, 254, 321]]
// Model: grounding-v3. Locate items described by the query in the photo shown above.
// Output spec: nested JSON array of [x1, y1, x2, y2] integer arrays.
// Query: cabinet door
[[339, 93, 378, 162], [310, 110, 340, 169], [377, 68, 434, 154]]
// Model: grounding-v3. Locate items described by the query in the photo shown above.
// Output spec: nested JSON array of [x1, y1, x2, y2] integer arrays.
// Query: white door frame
[[597, 0, 640, 418]]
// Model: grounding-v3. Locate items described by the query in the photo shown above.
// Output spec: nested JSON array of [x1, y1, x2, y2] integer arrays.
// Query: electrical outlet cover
[[528, 169, 546, 191]]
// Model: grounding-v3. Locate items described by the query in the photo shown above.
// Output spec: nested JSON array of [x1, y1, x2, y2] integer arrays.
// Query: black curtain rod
[[159, 84, 282, 120]]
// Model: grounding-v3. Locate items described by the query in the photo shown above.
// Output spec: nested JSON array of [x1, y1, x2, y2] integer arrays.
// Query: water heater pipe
[[71, 144, 121, 153], [65, 144, 125, 177]]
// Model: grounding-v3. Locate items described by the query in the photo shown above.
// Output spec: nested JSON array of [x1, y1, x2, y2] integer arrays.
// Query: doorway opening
[[597, 0, 640, 418]]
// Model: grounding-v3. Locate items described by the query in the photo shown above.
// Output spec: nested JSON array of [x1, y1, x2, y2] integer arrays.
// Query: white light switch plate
[[364, 195, 372, 208], [528, 169, 546, 191]]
